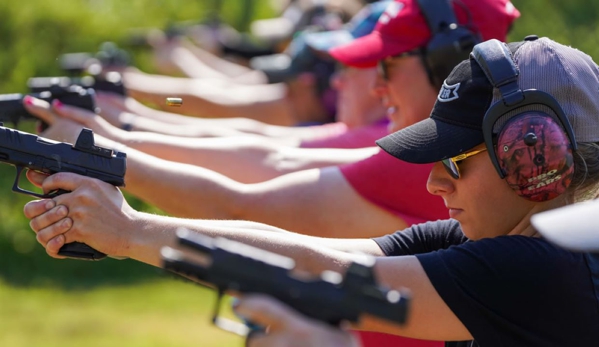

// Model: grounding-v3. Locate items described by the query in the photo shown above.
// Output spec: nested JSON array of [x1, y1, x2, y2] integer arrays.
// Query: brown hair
[[569, 142, 599, 202]]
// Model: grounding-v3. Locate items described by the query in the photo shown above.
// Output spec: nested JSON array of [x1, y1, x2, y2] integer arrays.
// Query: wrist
[[119, 210, 167, 267], [120, 112, 137, 132]]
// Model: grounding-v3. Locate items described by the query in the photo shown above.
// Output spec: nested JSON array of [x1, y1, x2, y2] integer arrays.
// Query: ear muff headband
[[472, 39, 578, 179], [417, 0, 459, 31], [417, 0, 481, 88]]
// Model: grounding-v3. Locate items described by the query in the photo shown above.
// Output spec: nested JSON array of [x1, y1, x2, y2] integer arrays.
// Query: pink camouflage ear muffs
[[472, 38, 577, 202]]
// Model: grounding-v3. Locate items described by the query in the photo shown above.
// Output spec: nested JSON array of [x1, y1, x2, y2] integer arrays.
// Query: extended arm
[[119, 147, 403, 237], [96, 92, 320, 140], [151, 37, 268, 84], [117, 134, 377, 183], [27, 99, 375, 183], [120, 69, 296, 125], [23, 173, 470, 341]]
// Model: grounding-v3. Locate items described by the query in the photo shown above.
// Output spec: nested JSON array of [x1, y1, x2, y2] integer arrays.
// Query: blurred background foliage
[[0, 0, 597, 346]]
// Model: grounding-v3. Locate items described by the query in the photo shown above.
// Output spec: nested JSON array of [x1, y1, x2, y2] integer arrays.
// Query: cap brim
[[531, 200, 599, 252], [328, 31, 414, 68], [250, 18, 295, 42], [376, 117, 484, 164], [304, 30, 354, 53], [249, 54, 294, 83]]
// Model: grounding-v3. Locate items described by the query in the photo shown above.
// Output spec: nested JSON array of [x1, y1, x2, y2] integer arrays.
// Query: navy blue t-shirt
[[373, 219, 599, 347]]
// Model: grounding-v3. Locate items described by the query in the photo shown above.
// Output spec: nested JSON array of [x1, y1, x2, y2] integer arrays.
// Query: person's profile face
[[331, 66, 386, 127], [427, 145, 537, 240], [373, 55, 437, 133]]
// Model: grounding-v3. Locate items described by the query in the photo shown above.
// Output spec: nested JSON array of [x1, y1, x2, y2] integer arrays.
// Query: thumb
[[51, 99, 96, 126], [23, 96, 56, 125], [234, 295, 305, 332]]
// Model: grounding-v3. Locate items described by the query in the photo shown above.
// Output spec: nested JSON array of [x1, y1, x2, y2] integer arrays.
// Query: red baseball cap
[[329, 0, 520, 68]]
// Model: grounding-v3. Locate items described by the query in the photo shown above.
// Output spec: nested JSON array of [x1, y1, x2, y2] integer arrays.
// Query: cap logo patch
[[437, 81, 461, 102], [379, 2, 404, 24]]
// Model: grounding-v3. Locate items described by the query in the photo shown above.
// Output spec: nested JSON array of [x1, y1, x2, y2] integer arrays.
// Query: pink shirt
[[340, 150, 449, 225], [300, 119, 389, 149], [341, 150, 448, 347]]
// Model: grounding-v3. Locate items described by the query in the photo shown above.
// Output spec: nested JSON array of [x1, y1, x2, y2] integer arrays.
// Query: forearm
[[171, 45, 267, 84], [122, 149, 246, 218], [130, 116, 319, 141], [124, 97, 201, 124], [183, 40, 257, 78], [124, 116, 252, 137], [125, 211, 367, 274], [120, 135, 375, 183], [124, 74, 294, 124]]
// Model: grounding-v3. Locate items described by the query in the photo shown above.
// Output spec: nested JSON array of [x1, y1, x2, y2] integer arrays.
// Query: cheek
[[461, 166, 532, 238]]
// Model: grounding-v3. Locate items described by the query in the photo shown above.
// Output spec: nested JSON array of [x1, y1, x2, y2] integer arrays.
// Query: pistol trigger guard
[[11, 166, 68, 199], [11, 166, 44, 198], [211, 290, 250, 337], [211, 289, 225, 327]]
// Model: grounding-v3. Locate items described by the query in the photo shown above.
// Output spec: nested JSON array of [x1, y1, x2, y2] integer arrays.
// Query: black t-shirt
[[373, 219, 599, 347]]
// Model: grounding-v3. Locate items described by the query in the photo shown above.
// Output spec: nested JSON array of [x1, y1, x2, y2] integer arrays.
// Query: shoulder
[[417, 236, 599, 346], [418, 235, 589, 291], [375, 219, 465, 256], [340, 149, 434, 175], [426, 236, 581, 268], [338, 150, 448, 222]]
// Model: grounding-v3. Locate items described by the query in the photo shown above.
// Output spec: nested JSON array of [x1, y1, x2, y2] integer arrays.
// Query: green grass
[[0, 279, 243, 347]]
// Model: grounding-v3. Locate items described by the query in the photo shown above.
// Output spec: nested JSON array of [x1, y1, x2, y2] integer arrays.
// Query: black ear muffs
[[472, 38, 577, 202], [417, 0, 481, 88]]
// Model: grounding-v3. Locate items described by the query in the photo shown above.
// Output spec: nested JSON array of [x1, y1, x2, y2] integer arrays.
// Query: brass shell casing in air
[[166, 97, 183, 107]]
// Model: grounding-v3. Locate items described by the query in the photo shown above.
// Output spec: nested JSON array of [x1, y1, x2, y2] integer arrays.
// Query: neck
[[508, 196, 569, 238]]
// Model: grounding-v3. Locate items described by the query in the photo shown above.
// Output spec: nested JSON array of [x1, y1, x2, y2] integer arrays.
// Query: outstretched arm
[[96, 92, 319, 140], [118, 146, 403, 238], [23, 173, 470, 341], [118, 133, 376, 183], [26, 98, 375, 184], [121, 69, 296, 125], [151, 37, 268, 84]]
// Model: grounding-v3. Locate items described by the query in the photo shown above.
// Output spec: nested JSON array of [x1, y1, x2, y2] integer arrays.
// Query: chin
[[459, 225, 478, 241]]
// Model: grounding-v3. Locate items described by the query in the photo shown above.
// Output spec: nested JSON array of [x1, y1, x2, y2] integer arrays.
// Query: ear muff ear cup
[[423, 26, 479, 88], [416, 0, 480, 89], [496, 112, 574, 202]]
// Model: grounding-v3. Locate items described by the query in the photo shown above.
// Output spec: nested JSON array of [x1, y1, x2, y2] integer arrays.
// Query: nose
[[427, 162, 455, 197], [330, 70, 343, 91], [370, 72, 388, 98]]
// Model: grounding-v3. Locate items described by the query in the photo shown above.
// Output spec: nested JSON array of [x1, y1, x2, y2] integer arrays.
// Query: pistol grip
[[58, 242, 107, 261]]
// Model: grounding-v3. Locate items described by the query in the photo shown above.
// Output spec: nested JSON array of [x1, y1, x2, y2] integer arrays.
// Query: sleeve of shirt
[[300, 120, 388, 149], [373, 219, 466, 256], [339, 150, 449, 225], [415, 236, 598, 346], [298, 122, 348, 147]]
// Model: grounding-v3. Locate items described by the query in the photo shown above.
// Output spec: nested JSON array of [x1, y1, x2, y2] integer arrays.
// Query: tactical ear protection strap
[[416, 0, 481, 88], [472, 39, 577, 201]]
